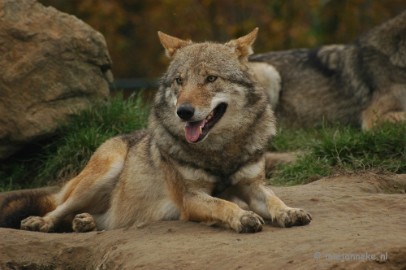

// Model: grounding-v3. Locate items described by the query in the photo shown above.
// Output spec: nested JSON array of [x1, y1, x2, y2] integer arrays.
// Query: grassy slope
[[1, 95, 405, 191], [0, 95, 148, 191], [269, 123, 406, 185]]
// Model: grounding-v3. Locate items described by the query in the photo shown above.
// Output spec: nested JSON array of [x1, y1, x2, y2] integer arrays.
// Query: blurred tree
[[39, 0, 405, 78]]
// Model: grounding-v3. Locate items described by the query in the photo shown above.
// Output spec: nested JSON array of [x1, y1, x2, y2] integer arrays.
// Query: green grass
[[0, 94, 149, 191], [269, 123, 406, 185], [1, 96, 405, 191]]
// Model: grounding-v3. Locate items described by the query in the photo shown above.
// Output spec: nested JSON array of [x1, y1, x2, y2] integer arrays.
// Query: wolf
[[0, 29, 311, 233], [250, 10, 406, 130]]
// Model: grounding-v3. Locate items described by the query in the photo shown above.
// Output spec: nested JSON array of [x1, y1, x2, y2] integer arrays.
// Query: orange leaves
[[39, 0, 405, 78]]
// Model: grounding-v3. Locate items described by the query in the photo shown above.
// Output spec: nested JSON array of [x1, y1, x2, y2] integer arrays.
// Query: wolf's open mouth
[[184, 103, 227, 143]]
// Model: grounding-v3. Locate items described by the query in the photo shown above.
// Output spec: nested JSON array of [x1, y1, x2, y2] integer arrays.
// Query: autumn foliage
[[39, 0, 405, 78]]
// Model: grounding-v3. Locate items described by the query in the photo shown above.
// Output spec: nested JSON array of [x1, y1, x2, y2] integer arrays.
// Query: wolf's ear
[[226, 28, 258, 59], [158, 31, 192, 58]]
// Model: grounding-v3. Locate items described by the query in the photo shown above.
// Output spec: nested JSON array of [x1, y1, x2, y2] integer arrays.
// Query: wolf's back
[[0, 187, 58, 229]]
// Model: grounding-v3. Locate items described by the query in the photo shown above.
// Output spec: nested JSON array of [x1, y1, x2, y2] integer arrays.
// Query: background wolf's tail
[[0, 187, 58, 229]]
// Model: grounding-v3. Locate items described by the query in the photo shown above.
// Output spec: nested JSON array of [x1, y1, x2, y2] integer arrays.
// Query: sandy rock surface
[[0, 172, 405, 269]]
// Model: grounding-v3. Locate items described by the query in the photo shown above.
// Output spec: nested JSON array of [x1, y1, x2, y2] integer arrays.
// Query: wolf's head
[[153, 29, 274, 146]]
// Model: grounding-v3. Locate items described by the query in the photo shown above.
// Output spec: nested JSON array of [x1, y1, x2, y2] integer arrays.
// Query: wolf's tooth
[[207, 111, 214, 121]]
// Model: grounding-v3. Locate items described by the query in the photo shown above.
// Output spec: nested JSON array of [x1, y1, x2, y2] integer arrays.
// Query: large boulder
[[0, 0, 112, 159]]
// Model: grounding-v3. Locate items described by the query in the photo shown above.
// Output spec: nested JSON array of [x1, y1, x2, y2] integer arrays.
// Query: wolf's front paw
[[274, 207, 312, 228], [72, 213, 97, 232], [21, 216, 54, 232], [233, 211, 264, 233]]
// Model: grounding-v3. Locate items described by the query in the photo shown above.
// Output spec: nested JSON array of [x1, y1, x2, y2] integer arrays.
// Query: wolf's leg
[[264, 152, 298, 173], [181, 192, 264, 233], [20, 138, 128, 232], [235, 183, 312, 227], [363, 111, 406, 130], [362, 85, 406, 130], [381, 111, 406, 123]]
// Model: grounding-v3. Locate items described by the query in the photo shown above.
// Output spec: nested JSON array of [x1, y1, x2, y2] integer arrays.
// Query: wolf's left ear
[[158, 31, 192, 58], [226, 28, 258, 59]]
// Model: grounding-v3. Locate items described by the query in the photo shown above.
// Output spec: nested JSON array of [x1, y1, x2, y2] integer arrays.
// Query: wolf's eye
[[206, 75, 217, 83], [175, 77, 183, 85]]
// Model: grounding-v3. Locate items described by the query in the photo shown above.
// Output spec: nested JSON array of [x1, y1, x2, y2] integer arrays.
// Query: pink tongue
[[184, 120, 206, 143]]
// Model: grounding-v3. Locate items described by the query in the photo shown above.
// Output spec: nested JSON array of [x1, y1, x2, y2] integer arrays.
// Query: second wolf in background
[[251, 10, 406, 130]]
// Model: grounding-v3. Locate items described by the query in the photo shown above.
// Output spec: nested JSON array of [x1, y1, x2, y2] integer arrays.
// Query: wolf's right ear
[[225, 28, 258, 60], [158, 31, 192, 58]]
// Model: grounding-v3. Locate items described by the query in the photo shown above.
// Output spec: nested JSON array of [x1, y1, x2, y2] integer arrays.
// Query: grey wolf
[[250, 10, 406, 130], [0, 29, 311, 233]]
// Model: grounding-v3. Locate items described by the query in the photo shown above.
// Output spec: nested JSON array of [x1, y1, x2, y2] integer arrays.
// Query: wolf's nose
[[177, 104, 195, 121]]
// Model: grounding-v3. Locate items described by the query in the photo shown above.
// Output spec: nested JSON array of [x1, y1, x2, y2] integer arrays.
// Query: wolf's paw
[[72, 213, 97, 232], [21, 216, 54, 232], [274, 207, 312, 228], [233, 211, 264, 233]]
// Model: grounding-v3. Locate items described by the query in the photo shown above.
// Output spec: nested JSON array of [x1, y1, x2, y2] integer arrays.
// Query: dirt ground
[[0, 172, 405, 270]]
